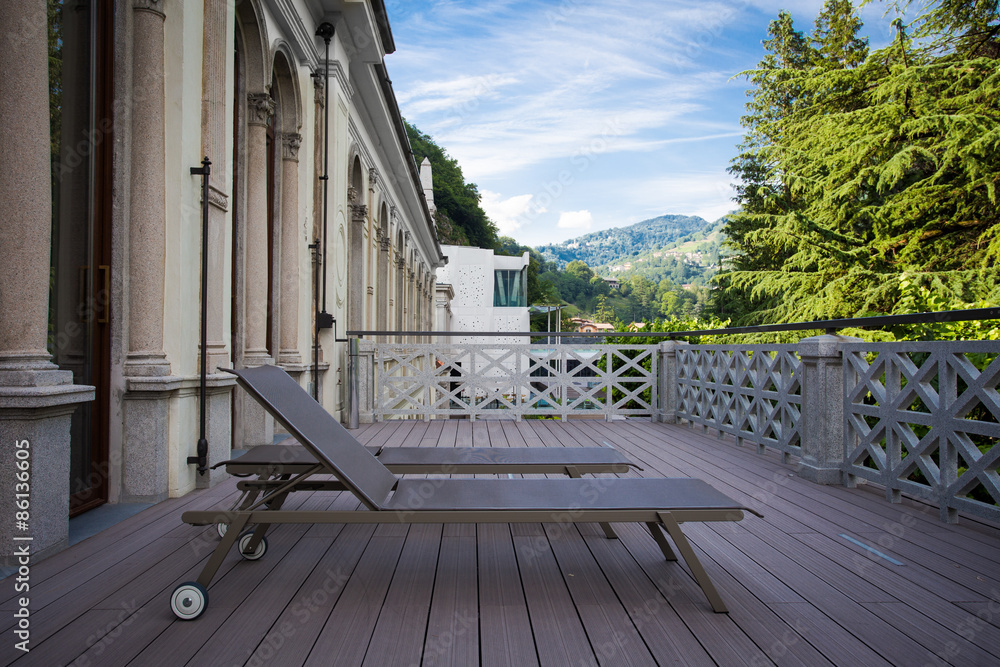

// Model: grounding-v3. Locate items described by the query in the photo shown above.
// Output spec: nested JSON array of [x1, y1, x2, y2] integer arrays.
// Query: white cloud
[[557, 210, 593, 230], [480, 190, 538, 235]]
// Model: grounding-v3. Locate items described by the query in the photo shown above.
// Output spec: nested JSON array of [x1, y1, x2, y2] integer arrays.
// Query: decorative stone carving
[[350, 203, 368, 221], [133, 0, 164, 17], [347, 186, 358, 204], [380, 237, 391, 252], [247, 93, 275, 127], [367, 286, 374, 295], [312, 69, 325, 107], [207, 185, 228, 212], [281, 133, 302, 161], [368, 167, 378, 192]]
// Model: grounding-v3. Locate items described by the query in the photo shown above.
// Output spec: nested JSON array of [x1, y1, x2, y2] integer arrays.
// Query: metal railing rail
[[348, 306, 1000, 340]]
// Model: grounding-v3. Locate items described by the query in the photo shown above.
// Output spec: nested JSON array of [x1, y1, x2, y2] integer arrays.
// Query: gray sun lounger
[[171, 365, 754, 620]]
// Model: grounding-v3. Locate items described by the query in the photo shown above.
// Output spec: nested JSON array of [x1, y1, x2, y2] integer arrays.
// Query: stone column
[[797, 334, 859, 484], [395, 253, 406, 336], [240, 92, 275, 447], [122, 0, 181, 503], [377, 234, 391, 338], [0, 0, 95, 564], [278, 133, 303, 367], [348, 202, 368, 331], [126, 0, 170, 379]]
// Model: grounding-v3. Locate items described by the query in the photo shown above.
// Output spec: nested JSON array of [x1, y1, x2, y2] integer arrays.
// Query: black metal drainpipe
[[189, 156, 211, 474], [313, 22, 336, 401]]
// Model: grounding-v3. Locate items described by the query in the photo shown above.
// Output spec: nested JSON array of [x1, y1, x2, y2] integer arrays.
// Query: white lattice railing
[[675, 345, 803, 462], [842, 341, 1000, 523], [372, 343, 657, 421]]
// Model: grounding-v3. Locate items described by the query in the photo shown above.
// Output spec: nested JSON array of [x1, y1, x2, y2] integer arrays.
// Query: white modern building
[[435, 245, 530, 343]]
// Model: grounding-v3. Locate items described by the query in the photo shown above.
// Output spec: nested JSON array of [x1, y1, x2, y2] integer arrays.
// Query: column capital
[[282, 132, 302, 161], [247, 93, 275, 127], [133, 0, 165, 18]]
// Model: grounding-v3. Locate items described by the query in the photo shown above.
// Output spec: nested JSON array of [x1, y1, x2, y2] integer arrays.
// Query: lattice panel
[[676, 345, 803, 459], [374, 343, 657, 420], [842, 341, 1000, 523]]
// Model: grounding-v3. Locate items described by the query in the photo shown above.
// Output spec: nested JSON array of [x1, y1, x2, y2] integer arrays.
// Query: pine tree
[[714, 3, 1000, 324]]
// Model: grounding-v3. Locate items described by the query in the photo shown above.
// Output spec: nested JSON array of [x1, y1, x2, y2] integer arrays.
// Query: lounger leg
[[656, 512, 728, 613], [196, 512, 251, 588], [646, 522, 677, 561], [566, 466, 618, 539]]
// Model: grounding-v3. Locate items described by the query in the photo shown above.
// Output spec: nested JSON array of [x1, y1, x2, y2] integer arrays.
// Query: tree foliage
[[404, 121, 499, 249], [716, 0, 1000, 325]]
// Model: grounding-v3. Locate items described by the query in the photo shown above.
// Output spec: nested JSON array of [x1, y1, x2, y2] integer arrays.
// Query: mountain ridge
[[535, 213, 719, 271]]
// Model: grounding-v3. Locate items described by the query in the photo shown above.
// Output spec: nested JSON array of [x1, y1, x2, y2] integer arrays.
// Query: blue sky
[[384, 0, 904, 247]]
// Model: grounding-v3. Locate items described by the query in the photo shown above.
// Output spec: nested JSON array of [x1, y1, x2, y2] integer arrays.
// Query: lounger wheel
[[238, 531, 268, 560], [170, 581, 209, 620], [216, 522, 228, 538]]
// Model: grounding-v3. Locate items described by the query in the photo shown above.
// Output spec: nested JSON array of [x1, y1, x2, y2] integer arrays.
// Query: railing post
[[352, 338, 376, 425], [657, 340, 688, 423], [797, 334, 860, 484]]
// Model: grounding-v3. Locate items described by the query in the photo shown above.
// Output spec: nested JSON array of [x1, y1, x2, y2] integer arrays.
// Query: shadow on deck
[[3, 419, 999, 666]]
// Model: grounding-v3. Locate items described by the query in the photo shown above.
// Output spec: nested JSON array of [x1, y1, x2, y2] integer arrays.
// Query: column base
[[796, 460, 845, 485], [122, 375, 181, 502], [0, 383, 94, 566]]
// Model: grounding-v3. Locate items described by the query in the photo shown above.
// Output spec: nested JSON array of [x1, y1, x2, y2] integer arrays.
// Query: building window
[[493, 269, 526, 307]]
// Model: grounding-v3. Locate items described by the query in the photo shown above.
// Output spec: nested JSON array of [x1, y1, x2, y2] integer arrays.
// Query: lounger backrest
[[227, 365, 397, 509]]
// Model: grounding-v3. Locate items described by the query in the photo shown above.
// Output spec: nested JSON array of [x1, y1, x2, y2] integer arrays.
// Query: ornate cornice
[[247, 93, 275, 126], [282, 133, 302, 161]]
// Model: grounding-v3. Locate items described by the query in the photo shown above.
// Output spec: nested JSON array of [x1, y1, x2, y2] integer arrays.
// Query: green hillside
[[536, 214, 712, 268]]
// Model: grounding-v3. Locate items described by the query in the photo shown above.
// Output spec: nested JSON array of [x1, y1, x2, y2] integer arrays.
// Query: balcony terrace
[[2, 313, 998, 666]]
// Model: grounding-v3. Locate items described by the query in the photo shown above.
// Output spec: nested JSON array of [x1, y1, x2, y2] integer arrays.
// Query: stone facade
[[0, 0, 445, 565]]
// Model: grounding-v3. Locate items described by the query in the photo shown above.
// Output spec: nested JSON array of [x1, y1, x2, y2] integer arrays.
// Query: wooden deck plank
[[511, 534, 594, 666], [861, 601, 1000, 666], [300, 532, 407, 666], [542, 524, 658, 666], [422, 533, 480, 667], [478, 524, 538, 667], [362, 524, 442, 666]]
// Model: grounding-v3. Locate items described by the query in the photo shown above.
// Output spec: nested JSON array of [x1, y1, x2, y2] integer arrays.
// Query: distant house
[[578, 322, 614, 333], [602, 277, 621, 290]]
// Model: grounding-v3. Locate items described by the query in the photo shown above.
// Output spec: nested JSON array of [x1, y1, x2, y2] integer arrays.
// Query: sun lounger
[[171, 365, 754, 620]]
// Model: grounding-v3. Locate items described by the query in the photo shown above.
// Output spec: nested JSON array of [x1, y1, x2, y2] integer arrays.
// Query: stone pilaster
[[278, 133, 303, 367], [0, 0, 94, 565], [200, 0, 232, 374]]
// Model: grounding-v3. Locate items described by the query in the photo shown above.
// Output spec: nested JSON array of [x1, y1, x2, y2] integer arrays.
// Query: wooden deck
[[3, 419, 1000, 666]]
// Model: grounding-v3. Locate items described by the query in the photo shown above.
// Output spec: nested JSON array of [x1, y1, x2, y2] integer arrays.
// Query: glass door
[[48, 0, 113, 516]]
